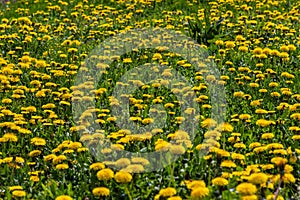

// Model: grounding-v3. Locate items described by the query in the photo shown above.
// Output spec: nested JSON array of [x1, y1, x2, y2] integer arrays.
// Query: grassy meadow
[[0, 0, 300, 199]]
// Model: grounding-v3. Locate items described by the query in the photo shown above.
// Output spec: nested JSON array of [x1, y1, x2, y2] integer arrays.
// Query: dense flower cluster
[[0, 0, 300, 199]]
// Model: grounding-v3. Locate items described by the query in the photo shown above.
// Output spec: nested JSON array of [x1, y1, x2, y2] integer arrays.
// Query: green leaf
[[41, 183, 54, 198], [67, 183, 73, 196]]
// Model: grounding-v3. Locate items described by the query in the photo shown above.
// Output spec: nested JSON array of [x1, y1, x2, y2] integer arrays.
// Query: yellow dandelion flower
[[190, 187, 209, 199], [201, 118, 217, 128], [212, 177, 229, 186], [236, 183, 257, 195], [241, 195, 258, 200], [266, 194, 284, 200], [221, 160, 237, 168], [256, 119, 275, 127], [92, 187, 110, 197], [282, 173, 295, 183], [96, 168, 114, 181], [248, 173, 268, 185], [9, 186, 23, 191], [225, 41, 235, 48], [29, 150, 42, 157], [12, 190, 26, 197], [2, 133, 18, 142], [90, 162, 105, 170], [114, 171, 132, 183], [261, 133, 274, 139], [55, 195, 73, 200], [30, 137, 46, 146], [159, 187, 177, 197], [271, 157, 287, 167], [55, 164, 69, 170]]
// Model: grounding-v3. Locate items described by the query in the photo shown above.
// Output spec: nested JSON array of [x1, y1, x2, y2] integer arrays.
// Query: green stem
[[125, 185, 133, 200], [167, 154, 175, 187]]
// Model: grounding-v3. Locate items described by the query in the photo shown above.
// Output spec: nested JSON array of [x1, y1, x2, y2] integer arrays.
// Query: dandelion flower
[[241, 195, 258, 200], [55, 195, 72, 200], [114, 171, 132, 183], [248, 173, 268, 185], [212, 177, 229, 186], [96, 168, 114, 181], [56, 164, 69, 170], [236, 183, 257, 195], [12, 190, 26, 197], [159, 187, 177, 197], [190, 187, 209, 199], [92, 187, 110, 197]]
